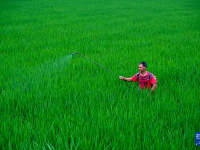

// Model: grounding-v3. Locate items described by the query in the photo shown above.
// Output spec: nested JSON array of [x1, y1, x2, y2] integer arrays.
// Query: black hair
[[139, 62, 147, 68]]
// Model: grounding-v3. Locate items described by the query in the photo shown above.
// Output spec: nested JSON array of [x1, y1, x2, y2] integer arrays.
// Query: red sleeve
[[132, 74, 139, 82], [150, 75, 157, 84]]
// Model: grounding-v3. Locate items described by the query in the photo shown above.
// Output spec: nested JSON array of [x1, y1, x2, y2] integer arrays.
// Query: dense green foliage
[[1, 0, 200, 149]]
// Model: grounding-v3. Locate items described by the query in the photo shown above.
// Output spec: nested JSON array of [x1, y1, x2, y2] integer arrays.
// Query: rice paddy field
[[1, 0, 200, 149]]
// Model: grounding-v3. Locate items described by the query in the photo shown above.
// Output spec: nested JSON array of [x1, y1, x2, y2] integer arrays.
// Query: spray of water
[[10, 55, 73, 94], [39, 55, 72, 74]]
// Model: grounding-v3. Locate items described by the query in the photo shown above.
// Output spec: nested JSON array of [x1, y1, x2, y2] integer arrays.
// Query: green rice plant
[[1, 0, 200, 149]]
